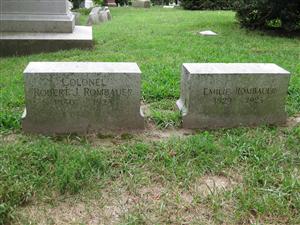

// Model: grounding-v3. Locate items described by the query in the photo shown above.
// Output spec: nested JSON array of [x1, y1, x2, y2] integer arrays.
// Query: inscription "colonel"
[[61, 78, 106, 87]]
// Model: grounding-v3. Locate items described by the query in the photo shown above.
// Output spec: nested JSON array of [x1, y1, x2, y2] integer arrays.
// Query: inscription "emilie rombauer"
[[203, 87, 277, 105]]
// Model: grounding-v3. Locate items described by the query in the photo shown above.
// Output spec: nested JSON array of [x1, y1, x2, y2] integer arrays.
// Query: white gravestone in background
[[0, 0, 75, 33], [85, 0, 94, 8]]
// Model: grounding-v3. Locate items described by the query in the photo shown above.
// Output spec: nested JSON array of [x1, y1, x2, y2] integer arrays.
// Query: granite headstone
[[22, 62, 144, 134], [132, 0, 151, 8], [177, 63, 291, 129]]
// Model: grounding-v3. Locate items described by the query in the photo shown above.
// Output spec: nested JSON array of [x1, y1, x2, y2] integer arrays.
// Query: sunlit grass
[[0, 7, 300, 224]]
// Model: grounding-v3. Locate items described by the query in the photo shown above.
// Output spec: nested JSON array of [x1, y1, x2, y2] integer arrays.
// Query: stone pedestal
[[0, 26, 93, 57], [0, 0, 75, 33], [0, 0, 93, 56]]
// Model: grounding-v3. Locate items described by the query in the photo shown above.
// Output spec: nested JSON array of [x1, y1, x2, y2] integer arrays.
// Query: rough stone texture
[[0, 26, 93, 57], [0, 0, 75, 33], [99, 10, 109, 22], [73, 12, 81, 25], [106, 9, 112, 20], [90, 6, 101, 14], [177, 63, 291, 129], [68, 1, 73, 10], [132, 0, 151, 8], [22, 62, 144, 134], [87, 7, 109, 26]]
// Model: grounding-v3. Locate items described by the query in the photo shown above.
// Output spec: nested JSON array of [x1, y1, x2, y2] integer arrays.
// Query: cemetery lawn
[[1, 7, 300, 225]]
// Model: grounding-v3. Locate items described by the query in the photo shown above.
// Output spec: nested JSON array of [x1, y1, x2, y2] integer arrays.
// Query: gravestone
[[105, 7, 113, 20], [199, 30, 217, 36], [163, 6, 175, 9], [22, 62, 144, 134], [177, 63, 291, 129], [132, 0, 151, 8], [84, 0, 94, 8], [105, 0, 117, 7], [87, 7, 110, 26], [0, 0, 93, 56], [73, 12, 81, 25]]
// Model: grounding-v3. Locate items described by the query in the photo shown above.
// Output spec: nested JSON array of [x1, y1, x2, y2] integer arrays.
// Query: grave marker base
[[0, 26, 93, 57]]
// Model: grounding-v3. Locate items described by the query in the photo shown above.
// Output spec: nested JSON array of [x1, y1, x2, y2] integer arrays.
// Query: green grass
[[1, 7, 300, 224]]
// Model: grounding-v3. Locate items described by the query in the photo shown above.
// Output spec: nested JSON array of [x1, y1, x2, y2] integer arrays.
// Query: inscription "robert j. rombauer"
[[32, 87, 133, 98]]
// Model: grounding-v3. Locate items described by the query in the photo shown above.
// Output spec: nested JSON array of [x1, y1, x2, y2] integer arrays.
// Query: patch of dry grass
[[16, 173, 240, 225]]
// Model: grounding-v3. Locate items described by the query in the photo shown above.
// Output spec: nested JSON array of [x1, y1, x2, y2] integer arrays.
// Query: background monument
[[0, 0, 93, 56], [0, 0, 74, 33]]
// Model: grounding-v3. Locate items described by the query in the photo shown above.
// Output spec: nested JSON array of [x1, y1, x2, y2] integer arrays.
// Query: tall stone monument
[[0, 0, 93, 56]]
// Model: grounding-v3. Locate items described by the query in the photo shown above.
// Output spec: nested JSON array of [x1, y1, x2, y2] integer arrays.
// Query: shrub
[[93, 0, 104, 6], [70, 0, 85, 9], [75, 7, 92, 15], [235, 0, 300, 32], [181, 0, 235, 10], [151, 0, 170, 6], [116, 0, 129, 6]]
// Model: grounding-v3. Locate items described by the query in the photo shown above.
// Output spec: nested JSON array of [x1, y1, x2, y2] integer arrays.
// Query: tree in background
[[181, 0, 234, 10], [70, 0, 104, 9], [235, 0, 300, 32], [70, 0, 84, 9], [93, 0, 104, 6]]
